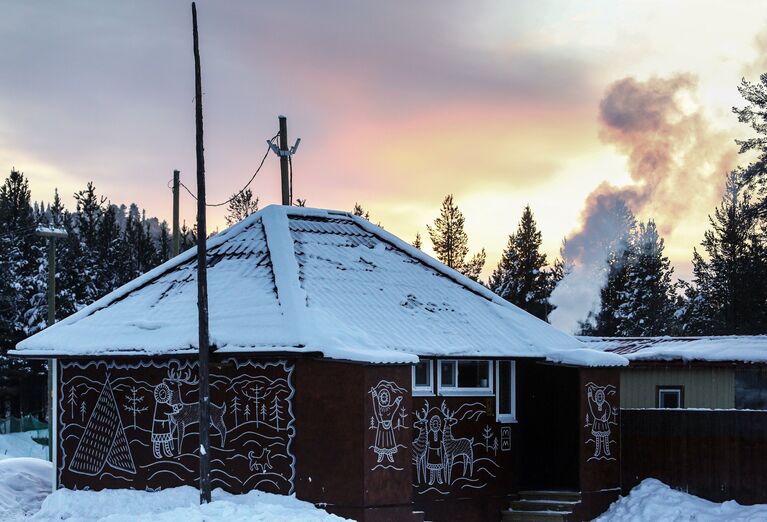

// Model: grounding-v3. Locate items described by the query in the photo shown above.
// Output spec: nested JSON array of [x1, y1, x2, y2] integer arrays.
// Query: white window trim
[[495, 360, 517, 423], [658, 388, 682, 409], [412, 359, 434, 396], [437, 360, 494, 396]]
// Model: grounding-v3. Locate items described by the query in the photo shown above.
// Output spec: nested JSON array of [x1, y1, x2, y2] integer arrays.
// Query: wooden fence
[[621, 409, 767, 504]]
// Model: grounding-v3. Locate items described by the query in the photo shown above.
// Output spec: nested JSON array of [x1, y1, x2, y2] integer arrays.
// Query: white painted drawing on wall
[[584, 382, 618, 462], [368, 380, 408, 471], [59, 359, 297, 495], [412, 400, 499, 495], [69, 377, 136, 476]]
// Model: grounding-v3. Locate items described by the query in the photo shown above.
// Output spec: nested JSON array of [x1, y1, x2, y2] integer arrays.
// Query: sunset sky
[[2, 1, 766, 329]]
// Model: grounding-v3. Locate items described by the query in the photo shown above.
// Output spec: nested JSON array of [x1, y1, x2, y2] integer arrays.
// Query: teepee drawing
[[69, 376, 136, 476]]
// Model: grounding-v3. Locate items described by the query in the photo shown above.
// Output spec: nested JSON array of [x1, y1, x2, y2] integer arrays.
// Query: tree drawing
[[492, 437, 499, 456], [244, 403, 251, 422], [270, 396, 283, 431], [398, 407, 408, 429], [483, 425, 494, 450], [68, 386, 78, 418], [260, 404, 266, 421], [80, 401, 87, 422], [231, 395, 240, 427], [123, 386, 148, 428], [252, 386, 261, 428]]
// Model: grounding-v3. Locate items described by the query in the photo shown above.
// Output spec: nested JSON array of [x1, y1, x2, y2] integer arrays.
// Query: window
[[437, 360, 493, 395], [657, 386, 684, 409], [496, 360, 516, 423], [412, 360, 433, 395]]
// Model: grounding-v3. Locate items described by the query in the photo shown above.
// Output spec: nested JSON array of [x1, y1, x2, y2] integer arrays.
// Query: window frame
[[437, 359, 494, 396], [412, 359, 434, 396], [495, 360, 517, 423], [656, 385, 684, 409]]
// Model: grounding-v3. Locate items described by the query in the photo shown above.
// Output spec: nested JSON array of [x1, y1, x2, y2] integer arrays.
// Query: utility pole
[[35, 225, 67, 463], [269, 116, 300, 205], [191, 2, 212, 505], [278, 116, 290, 205], [172, 170, 180, 257]]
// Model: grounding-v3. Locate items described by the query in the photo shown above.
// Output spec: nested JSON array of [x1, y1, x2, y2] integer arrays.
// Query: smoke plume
[[549, 74, 737, 333]]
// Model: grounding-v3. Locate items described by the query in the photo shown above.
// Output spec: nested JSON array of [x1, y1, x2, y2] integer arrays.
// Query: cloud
[[550, 73, 737, 333]]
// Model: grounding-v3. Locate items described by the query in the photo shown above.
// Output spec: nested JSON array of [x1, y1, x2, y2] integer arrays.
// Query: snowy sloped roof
[[13, 206, 624, 366], [579, 335, 767, 364]]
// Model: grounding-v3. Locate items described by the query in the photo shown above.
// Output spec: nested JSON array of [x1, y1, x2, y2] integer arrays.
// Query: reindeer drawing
[[440, 402, 474, 484], [412, 401, 430, 484], [156, 367, 227, 455]]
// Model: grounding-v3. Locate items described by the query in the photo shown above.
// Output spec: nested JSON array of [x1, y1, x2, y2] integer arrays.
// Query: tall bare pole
[[191, 2, 212, 505], [172, 170, 180, 257], [35, 225, 67, 463], [278, 115, 290, 205]]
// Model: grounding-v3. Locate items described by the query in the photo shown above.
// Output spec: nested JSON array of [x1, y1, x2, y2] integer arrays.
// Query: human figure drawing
[[587, 384, 613, 458], [371, 387, 402, 463], [151, 382, 175, 458], [426, 415, 444, 484]]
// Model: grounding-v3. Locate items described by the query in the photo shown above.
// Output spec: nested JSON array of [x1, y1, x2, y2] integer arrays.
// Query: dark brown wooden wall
[[57, 357, 296, 495], [576, 368, 621, 522], [621, 409, 767, 504], [294, 359, 418, 522]]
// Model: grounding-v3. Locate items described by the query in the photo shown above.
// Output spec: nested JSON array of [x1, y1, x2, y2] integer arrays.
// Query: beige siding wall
[[620, 366, 735, 409]]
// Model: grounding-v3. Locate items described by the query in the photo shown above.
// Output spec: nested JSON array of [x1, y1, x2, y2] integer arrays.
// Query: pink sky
[[2, 1, 767, 290]]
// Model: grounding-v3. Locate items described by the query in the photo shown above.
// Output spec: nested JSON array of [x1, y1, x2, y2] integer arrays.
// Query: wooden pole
[[279, 115, 290, 205], [172, 170, 180, 257], [191, 2, 212, 505]]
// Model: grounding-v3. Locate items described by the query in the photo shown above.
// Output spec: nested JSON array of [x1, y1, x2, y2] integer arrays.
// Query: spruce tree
[[426, 194, 486, 281], [488, 205, 560, 321], [680, 171, 766, 334], [618, 220, 677, 336], [412, 232, 422, 250], [733, 73, 767, 213], [225, 189, 259, 226], [577, 202, 636, 336], [352, 203, 370, 220]]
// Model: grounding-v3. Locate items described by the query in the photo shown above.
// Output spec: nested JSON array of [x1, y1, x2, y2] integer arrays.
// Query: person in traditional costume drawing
[[426, 415, 444, 485], [371, 387, 402, 463], [587, 384, 613, 458], [151, 382, 175, 458]]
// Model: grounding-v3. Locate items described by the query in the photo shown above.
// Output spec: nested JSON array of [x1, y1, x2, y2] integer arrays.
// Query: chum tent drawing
[[58, 359, 296, 494]]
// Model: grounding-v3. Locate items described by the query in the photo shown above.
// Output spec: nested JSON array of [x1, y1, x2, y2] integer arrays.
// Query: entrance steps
[[501, 491, 581, 522]]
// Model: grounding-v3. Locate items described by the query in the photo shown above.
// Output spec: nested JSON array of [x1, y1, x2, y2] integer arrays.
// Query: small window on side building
[[657, 386, 684, 409], [412, 360, 433, 395]]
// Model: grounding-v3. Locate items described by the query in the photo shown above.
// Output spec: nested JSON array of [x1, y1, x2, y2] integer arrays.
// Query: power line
[[170, 133, 279, 207]]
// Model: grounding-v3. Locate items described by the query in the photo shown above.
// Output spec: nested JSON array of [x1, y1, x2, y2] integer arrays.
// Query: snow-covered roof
[[579, 335, 767, 364], [13, 205, 625, 366]]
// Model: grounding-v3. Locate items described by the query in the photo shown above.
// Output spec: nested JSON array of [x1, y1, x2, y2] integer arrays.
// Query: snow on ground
[[0, 431, 48, 461], [32, 486, 352, 522], [596, 479, 767, 521], [0, 458, 52, 521], [0, 456, 349, 522]]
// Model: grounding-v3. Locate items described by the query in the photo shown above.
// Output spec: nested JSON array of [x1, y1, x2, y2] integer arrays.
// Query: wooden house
[[580, 336, 767, 410], [12, 206, 626, 522]]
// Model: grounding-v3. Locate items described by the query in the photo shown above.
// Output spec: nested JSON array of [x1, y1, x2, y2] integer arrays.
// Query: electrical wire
[[170, 133, 279, 207]]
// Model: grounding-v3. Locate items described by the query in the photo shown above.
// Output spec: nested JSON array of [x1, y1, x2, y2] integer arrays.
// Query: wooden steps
[[502, 491, 581, 522]]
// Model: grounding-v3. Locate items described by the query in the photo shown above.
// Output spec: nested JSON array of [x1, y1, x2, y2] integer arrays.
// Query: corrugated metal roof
[[12, 206, 625, 366]]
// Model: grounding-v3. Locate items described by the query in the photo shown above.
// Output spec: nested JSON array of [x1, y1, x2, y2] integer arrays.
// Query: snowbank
[[596, 479, 767, 521], [0, 431, 48, 461], [31, 485, 351, 522], [0, 458, 52, 521]]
